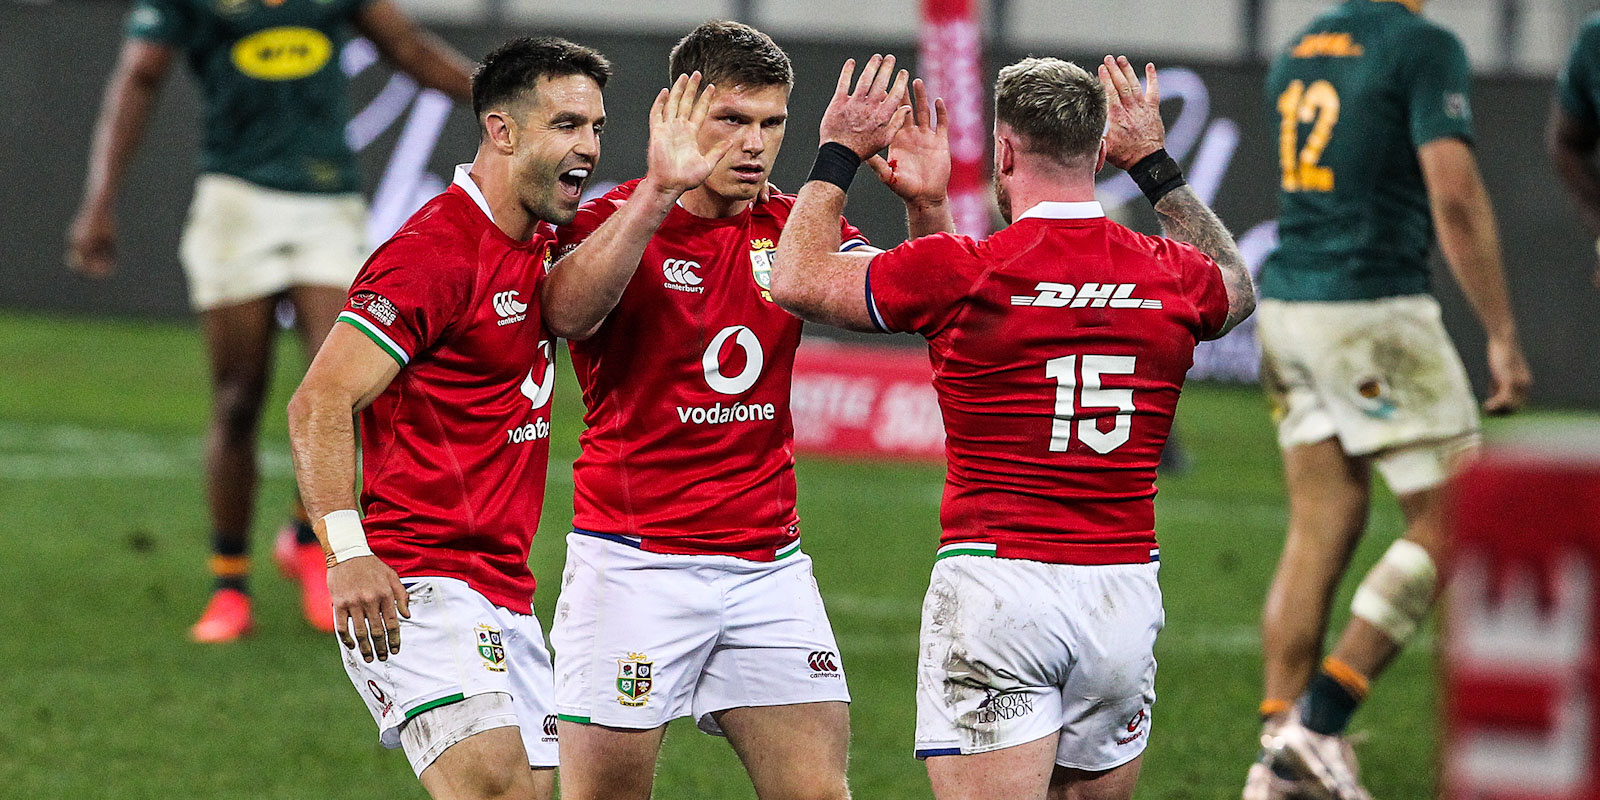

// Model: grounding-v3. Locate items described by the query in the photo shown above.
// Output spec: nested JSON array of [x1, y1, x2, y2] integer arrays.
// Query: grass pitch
[[2, 311, 1548, 798]]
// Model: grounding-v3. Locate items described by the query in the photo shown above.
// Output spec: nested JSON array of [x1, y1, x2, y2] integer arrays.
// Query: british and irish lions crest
[[750, 238, 776, 302], [617, 653, 653, 707], [476, 624, 506, 673]]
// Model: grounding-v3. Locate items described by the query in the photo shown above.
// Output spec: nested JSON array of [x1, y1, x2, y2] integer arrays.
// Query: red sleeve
[[865, 232, 985, 336], [337, 234, 476, 366], [554, 195, 623, 260], [839, 216, 870, 251], [1167, 240, 1230, 339]]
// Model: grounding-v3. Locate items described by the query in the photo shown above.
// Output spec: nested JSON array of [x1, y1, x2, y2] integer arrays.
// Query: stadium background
[[2, 0, 1598, 797]]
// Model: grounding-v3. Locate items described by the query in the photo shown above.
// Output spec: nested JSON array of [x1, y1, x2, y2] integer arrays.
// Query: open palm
[[647, 71, 733, 194], [868, 78, 950, 208]]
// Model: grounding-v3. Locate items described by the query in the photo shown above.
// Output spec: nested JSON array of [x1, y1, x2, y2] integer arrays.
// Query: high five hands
[[1099, 55, 1168, 170], [645, 71, 733, 196], [820, 55, 914, 161]]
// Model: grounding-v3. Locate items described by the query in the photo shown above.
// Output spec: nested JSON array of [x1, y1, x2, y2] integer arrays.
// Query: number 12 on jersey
[[1278, 78, 1340, 192], [1046, 354, 1135, 454]]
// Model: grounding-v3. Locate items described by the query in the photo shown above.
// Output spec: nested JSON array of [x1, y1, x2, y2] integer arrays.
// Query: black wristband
[[807, 142, 862, 193], [1127, 148, 1186, 206]]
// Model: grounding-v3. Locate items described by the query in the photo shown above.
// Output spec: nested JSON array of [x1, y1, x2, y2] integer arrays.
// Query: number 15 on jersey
[[1046, 354, 1136, 454]]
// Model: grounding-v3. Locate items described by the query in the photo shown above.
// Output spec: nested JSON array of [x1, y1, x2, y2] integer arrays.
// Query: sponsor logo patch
[[367, 680, 395, 718], [972, 688, 1036, 724], [1011, 282, 1162, 309], [1117, 708, 1148, 745], [475, 624, 507, 672], [617, 654, 654, 706], [231, 27, 333, 81], [663, 259, 705, 294], [350, 291, 397, 325], [542, 714, 559, 742], [807, 650, 841, 678], [493, 290, 528, 326]]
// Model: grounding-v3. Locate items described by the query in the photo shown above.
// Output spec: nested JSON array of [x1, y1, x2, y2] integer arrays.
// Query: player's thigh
[[925, 733, 1061, 800], [556, 720, 666, 800], [693, 551, 850, 735], [1048, 756, 1143, 800], [549, 533, 722, 731], [287, 284, 350, 359], [914, 557, 1073, 761], [199, 297, 278, 402], [716, 701, 851, 800], [417, 722, 546, 800]]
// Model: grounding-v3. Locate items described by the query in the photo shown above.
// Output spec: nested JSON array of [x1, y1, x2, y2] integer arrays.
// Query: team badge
[[475, 624, 506, 672], [749, 238, 776, 301], [617, 653, 654, 706]]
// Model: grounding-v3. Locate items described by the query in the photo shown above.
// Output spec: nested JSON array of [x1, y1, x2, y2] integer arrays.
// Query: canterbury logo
[[493, 290, 528, 321], [1010, 282, 1163, 309], [663, 259, 705, 293], [542, 714, 559, 738], [807, 651, 839, 673]]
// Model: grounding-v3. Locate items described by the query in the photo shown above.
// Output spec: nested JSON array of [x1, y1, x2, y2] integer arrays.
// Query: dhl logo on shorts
[[232, 27, 333, 81]]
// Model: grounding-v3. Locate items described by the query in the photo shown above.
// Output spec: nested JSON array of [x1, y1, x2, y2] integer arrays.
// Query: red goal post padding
[[1443, 429, 1600, 800]]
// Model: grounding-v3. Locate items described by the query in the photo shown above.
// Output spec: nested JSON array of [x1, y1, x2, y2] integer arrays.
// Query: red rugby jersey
[[866, 201, 1228, 565], [336, 166, 557, 613], [555, 179, 867, 559]]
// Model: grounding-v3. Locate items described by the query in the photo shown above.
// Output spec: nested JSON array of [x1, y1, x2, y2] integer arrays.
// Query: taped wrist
[[1127, 148, 1186, 206], [319, 509, 373, 566], [808, 142, 862, 193]]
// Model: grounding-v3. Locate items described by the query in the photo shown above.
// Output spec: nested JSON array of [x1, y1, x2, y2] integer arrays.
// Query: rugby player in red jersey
[[772, 55, 1255, 800], [285, 38, 611, 800], [538, 22, 939, 800]]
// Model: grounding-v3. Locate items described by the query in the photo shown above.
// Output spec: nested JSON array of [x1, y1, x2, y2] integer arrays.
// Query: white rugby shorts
[[1257, 295, 1480, 492], [339, 576, 558, 776], [180, 173, 367, 310], [551, 532, 850, 734], [914, 554, 1163, 771]]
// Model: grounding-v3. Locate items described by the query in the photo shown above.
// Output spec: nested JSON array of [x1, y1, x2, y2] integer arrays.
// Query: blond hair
[[995, 57, 1106, 165]]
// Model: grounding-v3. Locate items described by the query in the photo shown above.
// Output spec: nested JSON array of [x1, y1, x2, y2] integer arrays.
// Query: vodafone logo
[[702, 325, 764, 396], [663, 259, 705, 294], [493, 290, 528, 326], [507, 340, 554, 445]]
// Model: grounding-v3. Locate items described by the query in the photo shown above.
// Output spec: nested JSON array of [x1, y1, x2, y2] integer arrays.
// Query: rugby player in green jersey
[[1548, 12, 1600, 289], [67, 0, 474, 643], [1247, 2, 1531, 798]]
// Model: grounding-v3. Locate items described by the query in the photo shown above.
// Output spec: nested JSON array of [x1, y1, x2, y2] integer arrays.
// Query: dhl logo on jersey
[[1010, 282, 1163, 310], [232, 27, 334, 81], [1291, 32, 1364, 59]]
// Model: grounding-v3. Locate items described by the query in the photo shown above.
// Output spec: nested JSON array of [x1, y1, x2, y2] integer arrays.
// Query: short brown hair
[[995, 57, 1105, 165], [473, 36, 612, 118], [668, 20, 793, 90]]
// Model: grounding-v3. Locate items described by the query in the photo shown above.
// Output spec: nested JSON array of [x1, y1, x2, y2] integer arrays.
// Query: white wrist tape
[[322, 509, 374, 564]]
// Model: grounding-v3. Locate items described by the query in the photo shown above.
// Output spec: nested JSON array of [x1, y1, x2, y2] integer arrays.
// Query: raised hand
[[1098, 55, 1166, 170], [867, 78, 950, 209], [645, 71, 733, 195], [820, 54, 913, 160]]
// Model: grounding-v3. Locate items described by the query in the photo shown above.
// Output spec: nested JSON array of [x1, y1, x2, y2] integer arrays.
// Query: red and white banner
[[791, 339, 944, 461], [1442, 433, 1600, 799], [919, 0, 990, 238]]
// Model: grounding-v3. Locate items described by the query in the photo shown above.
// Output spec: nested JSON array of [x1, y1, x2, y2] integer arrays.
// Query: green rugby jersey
[[127, 0, 372, 194], [1557, 14, 1600, 127], [1261, 0, 1474, 302]]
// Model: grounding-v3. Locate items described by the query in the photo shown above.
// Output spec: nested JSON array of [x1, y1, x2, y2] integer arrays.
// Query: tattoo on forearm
[[1154, 187, 1256, 336]]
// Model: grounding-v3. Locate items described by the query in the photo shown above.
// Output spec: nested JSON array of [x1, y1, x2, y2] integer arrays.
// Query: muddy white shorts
[[1257, 295, 1480, 492], [914, 554, 1163, 771], [550, 532, 850, 735], [180, 173, 367, 310], [339, 576, 558, 775]]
